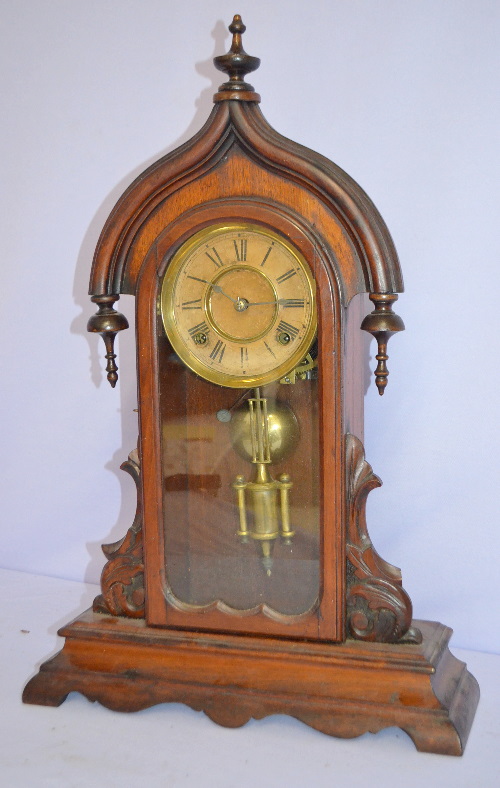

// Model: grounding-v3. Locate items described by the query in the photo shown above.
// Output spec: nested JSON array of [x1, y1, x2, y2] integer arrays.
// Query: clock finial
[[213, 15, 261, 102]]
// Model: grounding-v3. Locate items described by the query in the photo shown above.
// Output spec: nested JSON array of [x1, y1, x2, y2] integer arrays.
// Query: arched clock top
[[88, 15, 404, 391], [89, 19, 402, 299]]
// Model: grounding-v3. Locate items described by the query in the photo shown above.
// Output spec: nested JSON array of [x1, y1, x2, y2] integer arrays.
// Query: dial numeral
[[276, 268, 298, 284], [281, 298, 305, 308], [277, 320, 299, 339], [181, 299, 202, 310], [260, 246, 272, 267], [234, 239, 247, 262], [264, 341, 276, 358], [188, 321, 210, 337], [209, 339, 226, 363], [205, 247, 224, 268], [240, 346, 249, 366], [187, 275, 210, 284]]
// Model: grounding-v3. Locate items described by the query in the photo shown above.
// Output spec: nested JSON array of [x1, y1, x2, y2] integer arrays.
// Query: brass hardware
[[205, 263, 279, 343], [230, 389, 298, 575], [278, 473, 294, 543], [160, 223, 317, 389], [229, 392, 299, 465], [277, 331, 291, 345], [279, 352, 317, 384], [233, 475, 250, 542]]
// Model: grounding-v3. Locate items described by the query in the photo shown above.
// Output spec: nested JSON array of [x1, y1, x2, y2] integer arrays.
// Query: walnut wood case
[[23, 16, 479, 755]]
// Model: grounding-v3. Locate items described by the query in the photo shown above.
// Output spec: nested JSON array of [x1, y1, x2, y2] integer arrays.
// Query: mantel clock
[[24, 16, 479, 755]]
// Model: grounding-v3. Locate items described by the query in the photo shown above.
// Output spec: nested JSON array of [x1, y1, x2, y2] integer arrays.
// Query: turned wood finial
[[87, 295, 129, 387], [361, 294, 404, 395], [213, 15, 261, 102]]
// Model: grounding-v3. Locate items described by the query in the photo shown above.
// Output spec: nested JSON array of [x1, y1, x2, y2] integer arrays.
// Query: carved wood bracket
[[93, 448, 145, 618], [345, 434, 421, 644]]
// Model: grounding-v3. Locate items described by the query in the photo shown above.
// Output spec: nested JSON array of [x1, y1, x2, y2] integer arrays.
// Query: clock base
[[23, 610, 479, 756]]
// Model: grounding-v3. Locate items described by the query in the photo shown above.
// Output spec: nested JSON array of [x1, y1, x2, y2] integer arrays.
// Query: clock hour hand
[[189, 276, 238, 303], [212, 283, 239, 303]]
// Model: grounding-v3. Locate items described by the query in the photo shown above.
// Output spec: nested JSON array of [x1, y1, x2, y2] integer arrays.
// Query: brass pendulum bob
[[230, 388, 299, 575]]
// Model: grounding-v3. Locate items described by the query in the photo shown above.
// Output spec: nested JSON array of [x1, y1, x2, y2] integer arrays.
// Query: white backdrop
[[1, 0, 498, 654]]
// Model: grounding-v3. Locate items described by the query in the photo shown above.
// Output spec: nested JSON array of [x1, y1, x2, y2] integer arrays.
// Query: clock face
[[160, 224, 317, 387]]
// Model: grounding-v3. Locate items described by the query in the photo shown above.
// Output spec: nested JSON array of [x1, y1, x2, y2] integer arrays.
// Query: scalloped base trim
[[23, 611, 479, 755]]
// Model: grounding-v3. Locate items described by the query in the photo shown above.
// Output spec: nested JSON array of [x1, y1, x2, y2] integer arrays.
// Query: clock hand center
[[198, 275, 281, 310], [234, 297, 249, 312]]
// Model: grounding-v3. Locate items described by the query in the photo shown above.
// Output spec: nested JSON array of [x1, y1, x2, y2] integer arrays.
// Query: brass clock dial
[[160, 223, 317, 387]]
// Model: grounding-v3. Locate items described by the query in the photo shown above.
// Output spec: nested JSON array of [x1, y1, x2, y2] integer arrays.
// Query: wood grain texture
[[89, 101, 402, 300], [89, 103, 231, 295], [135, 200, 343, 640], [37, 17, 478, 755], [87, 100, 408, 643], [343, 292, 369, 440], [23, 611, 479, 756], [345, 434, 419, 644], [93, 449, 144, 618]]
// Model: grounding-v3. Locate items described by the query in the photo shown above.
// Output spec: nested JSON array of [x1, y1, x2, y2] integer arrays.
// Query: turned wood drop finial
[[213, 15, 261, 102], [361, 294, 405, 395], [87, 295, 129, 387]]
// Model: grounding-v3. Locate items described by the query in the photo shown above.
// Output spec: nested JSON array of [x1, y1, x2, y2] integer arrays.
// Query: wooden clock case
[[23, 16, 479, 755]]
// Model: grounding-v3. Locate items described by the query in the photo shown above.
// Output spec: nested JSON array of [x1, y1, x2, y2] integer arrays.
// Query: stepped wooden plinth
[[23, 611, 479, 756]]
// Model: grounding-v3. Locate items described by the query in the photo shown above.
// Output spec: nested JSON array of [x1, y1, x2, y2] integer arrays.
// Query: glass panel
[[158, 338, 320, 619]]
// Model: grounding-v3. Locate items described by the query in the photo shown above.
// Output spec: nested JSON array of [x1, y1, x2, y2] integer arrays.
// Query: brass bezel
[[160, 223, 317, 388]]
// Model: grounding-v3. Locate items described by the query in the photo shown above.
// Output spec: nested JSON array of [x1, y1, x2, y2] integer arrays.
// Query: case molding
[[23, 612, 479, 756]]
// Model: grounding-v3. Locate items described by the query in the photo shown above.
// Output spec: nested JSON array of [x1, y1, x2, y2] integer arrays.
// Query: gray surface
[[4, 569, 499, 787]]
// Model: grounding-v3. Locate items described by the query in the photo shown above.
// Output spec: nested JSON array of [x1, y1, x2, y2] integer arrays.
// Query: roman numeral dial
[[160, 224, 317, 388]]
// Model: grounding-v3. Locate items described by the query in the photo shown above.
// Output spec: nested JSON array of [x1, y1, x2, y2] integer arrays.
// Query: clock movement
[[23, 16, 479, 755]]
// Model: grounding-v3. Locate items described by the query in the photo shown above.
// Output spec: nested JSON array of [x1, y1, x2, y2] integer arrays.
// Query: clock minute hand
[[245, 298, 282, 306]]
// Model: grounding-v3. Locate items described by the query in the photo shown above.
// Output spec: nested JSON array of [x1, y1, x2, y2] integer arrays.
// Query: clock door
[[158, 350, 321, 619], [137, 209, 343, 641]]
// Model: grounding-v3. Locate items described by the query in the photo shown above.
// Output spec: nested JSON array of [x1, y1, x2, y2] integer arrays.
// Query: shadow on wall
[[73, 16, 379, 588], [71, 20, 229, 585]]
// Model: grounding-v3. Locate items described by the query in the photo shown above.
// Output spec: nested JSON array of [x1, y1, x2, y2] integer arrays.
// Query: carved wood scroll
[[345, 434, 421, 644], [93, 448, 145, 618]]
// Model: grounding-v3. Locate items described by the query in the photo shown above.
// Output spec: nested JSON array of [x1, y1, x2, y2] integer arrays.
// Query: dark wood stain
[[24, 15, 479, 755]]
